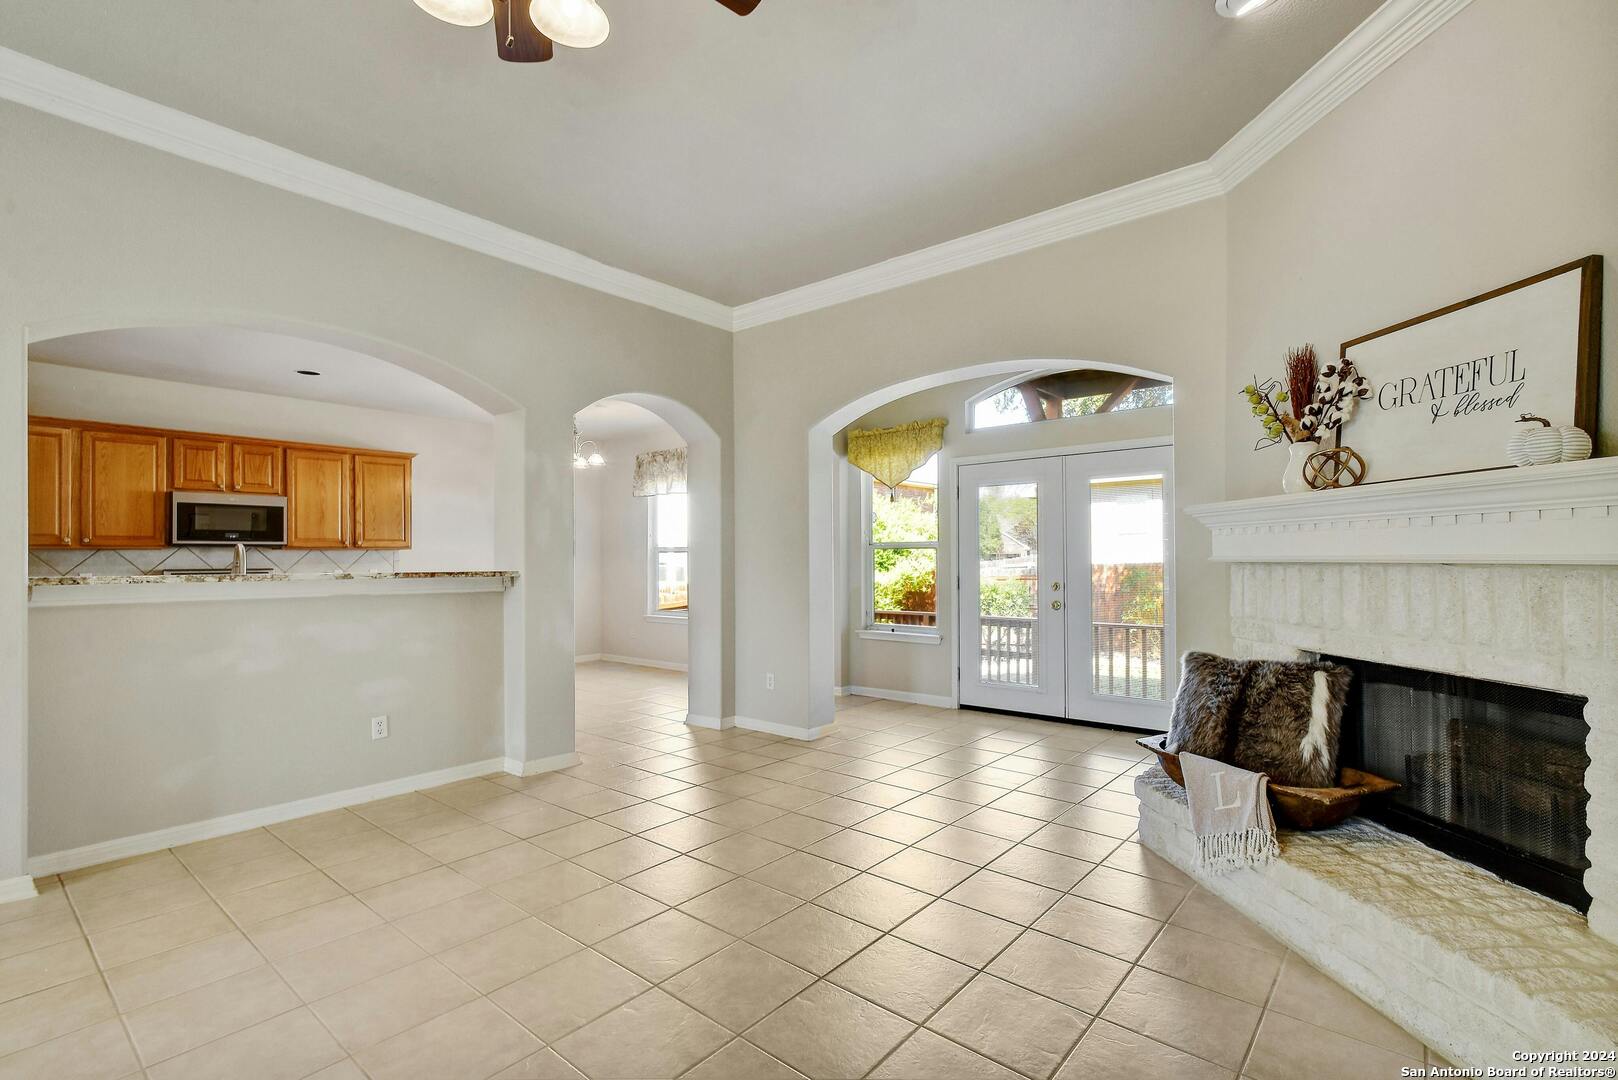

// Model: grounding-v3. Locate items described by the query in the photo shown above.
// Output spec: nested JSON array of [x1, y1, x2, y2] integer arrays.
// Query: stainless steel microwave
[[171, 491, 288, 546]]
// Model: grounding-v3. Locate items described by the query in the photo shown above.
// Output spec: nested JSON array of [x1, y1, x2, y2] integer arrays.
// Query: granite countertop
[[28, 570, 518, 586], [28, 570, 519, 606]]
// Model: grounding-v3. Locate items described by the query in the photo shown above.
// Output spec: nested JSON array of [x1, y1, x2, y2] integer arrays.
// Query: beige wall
[[1223, 0, 1618, 499], [734, 200, 1228, 732], [0, 101, 733, 878], [28, 362, 499, 572], [29, 592, 503, 857], [839, 375, 1173, 702], [574, 426, 691, 669], [573, 468, 604, 658]]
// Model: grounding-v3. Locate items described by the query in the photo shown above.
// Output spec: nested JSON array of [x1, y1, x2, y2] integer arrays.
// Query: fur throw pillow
[[1166, 653, 1253, 759], [1231, 660, 1351, 787]]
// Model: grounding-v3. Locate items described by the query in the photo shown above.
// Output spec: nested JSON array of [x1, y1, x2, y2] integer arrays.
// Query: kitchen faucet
[[232, 543, 248, 577]]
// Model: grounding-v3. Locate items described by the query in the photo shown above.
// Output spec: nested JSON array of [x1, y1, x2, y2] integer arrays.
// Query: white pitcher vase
[[1282, 441, 1318, 494]]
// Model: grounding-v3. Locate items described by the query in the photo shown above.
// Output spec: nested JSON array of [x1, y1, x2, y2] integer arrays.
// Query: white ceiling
[[29, 326, 492, 422], [575, 399, 680, 443], [0, 0, 1380, 306]]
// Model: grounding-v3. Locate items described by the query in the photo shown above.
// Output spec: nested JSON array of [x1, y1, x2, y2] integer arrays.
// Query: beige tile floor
[[0, 662, 1454, 1080]]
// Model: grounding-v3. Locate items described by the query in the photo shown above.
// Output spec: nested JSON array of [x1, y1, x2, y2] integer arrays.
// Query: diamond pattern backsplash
[[28, 546, 398, 578]]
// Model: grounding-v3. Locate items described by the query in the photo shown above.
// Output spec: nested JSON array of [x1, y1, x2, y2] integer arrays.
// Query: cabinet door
[[172, 436, 229, 492], [81, 430, 168, 547], [28, 423, 75, 547], [286, 448, 351, 548], [353, 454, 412, 549], [232, 442, 284, 494]]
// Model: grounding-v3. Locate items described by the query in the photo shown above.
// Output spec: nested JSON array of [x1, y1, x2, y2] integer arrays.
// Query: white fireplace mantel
[[1186, 458, 1618, 565]]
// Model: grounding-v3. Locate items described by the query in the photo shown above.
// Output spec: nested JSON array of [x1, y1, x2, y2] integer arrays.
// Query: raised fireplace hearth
[[1172, 460, 1618, 1064], [1322, 655, 1591, 910]]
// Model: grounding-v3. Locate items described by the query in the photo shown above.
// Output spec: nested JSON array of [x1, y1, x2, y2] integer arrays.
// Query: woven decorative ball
[[1303, 446, 1367, 489]]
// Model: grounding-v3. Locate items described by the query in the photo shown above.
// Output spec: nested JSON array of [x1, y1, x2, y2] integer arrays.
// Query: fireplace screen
[[1322, 655, 1591, 911]]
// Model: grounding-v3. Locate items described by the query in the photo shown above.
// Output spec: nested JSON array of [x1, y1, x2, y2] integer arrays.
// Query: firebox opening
[[1318, 654, 1591, 912]]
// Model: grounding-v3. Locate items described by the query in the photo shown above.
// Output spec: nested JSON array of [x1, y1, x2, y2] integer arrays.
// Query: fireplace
[[1321, 654, 1591, 911]]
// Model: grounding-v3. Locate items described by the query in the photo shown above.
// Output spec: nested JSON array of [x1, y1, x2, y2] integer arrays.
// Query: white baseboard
[[596, 654, 688, 672], [0, 876, 39, 904], [841, 685, 956, 709], [502, 752, 581, 777], [685, 714, 731, 730], [729, 715, 837, 742], [574, 653, 603, 664], [28, 757, 507, 877]]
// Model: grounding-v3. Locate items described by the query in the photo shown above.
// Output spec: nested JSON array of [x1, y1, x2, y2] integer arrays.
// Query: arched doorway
[[572, 393, 726, 729], [807, 358, 1175, 735]]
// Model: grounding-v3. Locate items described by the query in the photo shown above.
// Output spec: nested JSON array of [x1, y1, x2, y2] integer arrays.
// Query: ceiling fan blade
[[713, 0, 763, 14], [493, 0, 554, 62]]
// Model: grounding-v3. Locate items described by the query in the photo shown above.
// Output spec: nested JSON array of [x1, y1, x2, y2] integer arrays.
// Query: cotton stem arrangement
[[1243, 344, 1371, 452]]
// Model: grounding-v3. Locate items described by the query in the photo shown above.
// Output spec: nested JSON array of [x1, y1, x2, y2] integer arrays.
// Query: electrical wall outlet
[[371, 715, 389, 740], [766, 673, 775, 690]]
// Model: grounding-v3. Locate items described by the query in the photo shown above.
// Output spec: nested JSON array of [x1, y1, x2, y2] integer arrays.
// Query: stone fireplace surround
[[1136, 458, 1618, 1064]]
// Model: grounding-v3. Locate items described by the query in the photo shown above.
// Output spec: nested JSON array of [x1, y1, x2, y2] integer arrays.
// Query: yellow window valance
[[846, 418, 946, 493]]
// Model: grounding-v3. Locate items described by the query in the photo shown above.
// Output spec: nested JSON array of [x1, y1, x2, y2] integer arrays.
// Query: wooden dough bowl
[[1135, 734, 1401, 829]]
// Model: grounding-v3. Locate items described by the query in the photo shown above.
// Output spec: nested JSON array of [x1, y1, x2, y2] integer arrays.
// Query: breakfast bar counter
[[27, 570, 519, 606]]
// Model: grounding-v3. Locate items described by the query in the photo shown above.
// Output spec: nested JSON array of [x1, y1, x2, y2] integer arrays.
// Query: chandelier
[[573, 426, 605, 470]]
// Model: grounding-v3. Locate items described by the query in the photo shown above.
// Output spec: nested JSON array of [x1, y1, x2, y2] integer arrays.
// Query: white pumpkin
[[1506, 414, 1593, 467]]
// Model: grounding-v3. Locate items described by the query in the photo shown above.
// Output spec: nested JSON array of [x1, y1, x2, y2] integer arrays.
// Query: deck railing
[[970, 616, 1164, 698], [1092, 621, 1165, 699], [979, 615, 1037, 685]]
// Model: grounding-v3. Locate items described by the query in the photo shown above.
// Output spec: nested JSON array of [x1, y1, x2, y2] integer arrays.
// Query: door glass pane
[[1090, 474, 1165, 699], [872, 548, 937, 627], [977, 483, 1039, 686]]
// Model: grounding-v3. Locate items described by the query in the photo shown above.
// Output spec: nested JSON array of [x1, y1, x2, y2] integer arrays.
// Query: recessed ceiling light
[[1215, 0, 1276, 16], [296, 370, 322, 376]]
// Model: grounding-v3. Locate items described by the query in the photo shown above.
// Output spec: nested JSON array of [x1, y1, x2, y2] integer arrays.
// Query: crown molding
[[0, 46, 734, 331], [1207, 0, 1474, 188], [734, 0, 1473, 331], [0, 0, 1472, 335], [731, 162, 1225, 331]]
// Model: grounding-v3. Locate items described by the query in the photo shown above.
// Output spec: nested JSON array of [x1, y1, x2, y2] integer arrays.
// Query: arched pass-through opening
[[805, 357, 1174, 735], [8, 313, 522, 895], [578, 393, 726, 729]]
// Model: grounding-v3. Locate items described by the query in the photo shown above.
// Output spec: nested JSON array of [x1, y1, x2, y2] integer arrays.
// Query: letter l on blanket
[[1180, 753, 1279, 872]]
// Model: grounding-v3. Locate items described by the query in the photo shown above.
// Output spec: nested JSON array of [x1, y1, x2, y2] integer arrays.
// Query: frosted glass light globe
[[413, 0, 494, 27], [1214, 0, 1275, 16], [530, 0, 610, 48]]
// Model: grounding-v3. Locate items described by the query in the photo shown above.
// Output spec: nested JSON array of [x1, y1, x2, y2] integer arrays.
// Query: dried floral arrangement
[[1242, 345, 1371, 450]]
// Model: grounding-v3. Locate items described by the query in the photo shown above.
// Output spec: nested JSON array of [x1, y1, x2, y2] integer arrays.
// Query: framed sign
[[1341, 255, 1601, 484]]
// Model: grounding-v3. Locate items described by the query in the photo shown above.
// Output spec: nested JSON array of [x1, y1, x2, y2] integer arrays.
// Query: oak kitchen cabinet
[[353, 454, 413, 549], [171, 435, 229, 492], [232, 442, 284, 495], [27, 422, 75, 547], [80, 429, 168, 547], [285, 447, 352, 549], [174, 437, 284, 495], [27, 416, 413, 552]]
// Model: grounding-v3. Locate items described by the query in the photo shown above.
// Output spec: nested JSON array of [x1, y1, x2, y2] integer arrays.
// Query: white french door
[[957, 445, 1174, 730]]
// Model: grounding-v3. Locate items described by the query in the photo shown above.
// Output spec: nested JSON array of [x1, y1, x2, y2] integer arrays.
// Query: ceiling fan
[[414, 0, 762, 62]]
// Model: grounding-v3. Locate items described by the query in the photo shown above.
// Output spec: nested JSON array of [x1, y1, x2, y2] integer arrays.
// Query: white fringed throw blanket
[[1180, 753, 1279, 872]]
